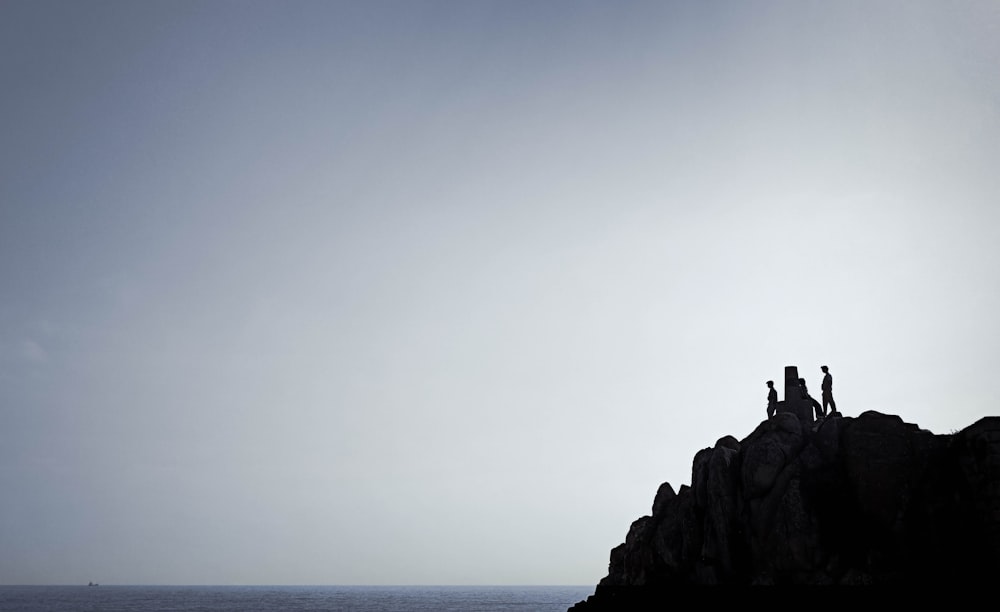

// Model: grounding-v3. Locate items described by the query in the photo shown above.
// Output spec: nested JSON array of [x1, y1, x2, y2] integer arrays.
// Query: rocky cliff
[[569, 410, 1000, 609]]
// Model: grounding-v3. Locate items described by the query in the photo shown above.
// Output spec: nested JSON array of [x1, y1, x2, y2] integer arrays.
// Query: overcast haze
[[2, 0, 999, 586]]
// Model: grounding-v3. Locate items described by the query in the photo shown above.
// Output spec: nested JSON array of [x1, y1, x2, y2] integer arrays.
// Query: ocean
[[0, 585, 595, 612]]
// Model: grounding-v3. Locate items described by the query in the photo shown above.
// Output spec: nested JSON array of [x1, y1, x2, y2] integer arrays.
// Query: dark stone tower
[[782, 365, 813, 423]]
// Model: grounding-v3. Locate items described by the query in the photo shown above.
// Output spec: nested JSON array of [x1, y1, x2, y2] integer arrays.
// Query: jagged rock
[[569, 411, 1000, 610], [650, 482, 675, 517]]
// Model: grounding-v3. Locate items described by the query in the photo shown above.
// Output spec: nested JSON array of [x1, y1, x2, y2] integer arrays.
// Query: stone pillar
[[784, 366, 799, 404], [784, 365, 812, 423]]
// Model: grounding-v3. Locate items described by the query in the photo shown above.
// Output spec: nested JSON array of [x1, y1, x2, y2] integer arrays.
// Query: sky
[[1, 0, 999, 587]]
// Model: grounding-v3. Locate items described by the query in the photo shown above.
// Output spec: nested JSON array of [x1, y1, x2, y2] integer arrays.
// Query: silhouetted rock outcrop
[[569, 410, 1000, 609]]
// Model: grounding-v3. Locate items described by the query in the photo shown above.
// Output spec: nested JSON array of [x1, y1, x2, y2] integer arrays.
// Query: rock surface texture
[[569, 411, 1000, 609]]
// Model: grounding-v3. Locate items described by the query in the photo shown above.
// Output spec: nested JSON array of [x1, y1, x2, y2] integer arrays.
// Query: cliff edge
[[570, 409, 1000, 609]]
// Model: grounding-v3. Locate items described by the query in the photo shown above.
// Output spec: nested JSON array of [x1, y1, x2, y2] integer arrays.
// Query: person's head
[[821, 365, 829, 373], [766, 380, 773, 388]]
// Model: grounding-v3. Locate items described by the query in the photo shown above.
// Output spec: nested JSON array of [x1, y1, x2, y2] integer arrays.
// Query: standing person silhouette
[[766, 380, 778, 418], [821, 365, 836, 415]]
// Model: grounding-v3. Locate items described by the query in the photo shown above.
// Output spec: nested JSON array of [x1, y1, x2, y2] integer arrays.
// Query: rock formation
[[569, 406, 1000, 609]]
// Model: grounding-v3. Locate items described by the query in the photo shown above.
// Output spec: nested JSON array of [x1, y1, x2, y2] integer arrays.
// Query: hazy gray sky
[[2, 0, 998, 586]]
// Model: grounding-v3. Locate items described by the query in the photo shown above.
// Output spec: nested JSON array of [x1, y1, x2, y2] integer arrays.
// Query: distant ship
[[88, 582, 99, 587]]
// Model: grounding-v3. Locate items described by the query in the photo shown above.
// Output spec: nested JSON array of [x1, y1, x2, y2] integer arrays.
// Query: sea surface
[[0, 585, 595, 612]]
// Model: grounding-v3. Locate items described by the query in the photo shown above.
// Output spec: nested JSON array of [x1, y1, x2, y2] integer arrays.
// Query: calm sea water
[[0, 585, 595, 612]]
